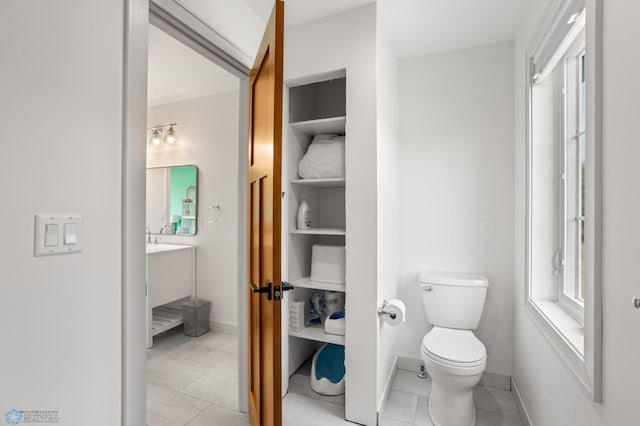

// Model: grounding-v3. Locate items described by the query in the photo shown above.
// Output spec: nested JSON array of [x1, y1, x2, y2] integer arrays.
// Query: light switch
[[45, 224, 59, 247], [35, 214, 83, 257], [64, 223, 77, 245]]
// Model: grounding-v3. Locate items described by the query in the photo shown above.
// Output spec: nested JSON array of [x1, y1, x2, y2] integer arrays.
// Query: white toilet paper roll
[[382, 298, 406, 326]]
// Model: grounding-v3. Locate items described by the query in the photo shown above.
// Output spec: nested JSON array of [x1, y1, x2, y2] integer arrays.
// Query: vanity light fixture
[[147, 123, 178, 147], [165, 125, 176, 144], [150, 128, 162, 146]]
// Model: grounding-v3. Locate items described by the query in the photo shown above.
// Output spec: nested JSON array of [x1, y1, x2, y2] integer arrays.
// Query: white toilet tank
[[419, 271, 489, 330]]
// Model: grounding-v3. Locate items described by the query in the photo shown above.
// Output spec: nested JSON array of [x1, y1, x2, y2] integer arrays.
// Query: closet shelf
[[289, 116, 346, 135], [292, 276, 345, 292], [289, 325, 345, 345], [290, 228, 346, 236], [291, 178, 345, 188]]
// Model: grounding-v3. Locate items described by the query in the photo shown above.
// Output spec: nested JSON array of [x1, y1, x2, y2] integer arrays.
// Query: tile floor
[[147, 328, 523, 426], [146, 327, 245, 426], [381, 369, 524, 426]]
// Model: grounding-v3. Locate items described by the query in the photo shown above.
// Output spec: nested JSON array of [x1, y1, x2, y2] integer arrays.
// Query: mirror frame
[[146, 164, 198, 236]]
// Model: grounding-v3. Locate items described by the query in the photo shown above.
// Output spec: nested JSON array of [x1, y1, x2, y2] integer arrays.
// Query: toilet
[[418, 271, 489, 426]]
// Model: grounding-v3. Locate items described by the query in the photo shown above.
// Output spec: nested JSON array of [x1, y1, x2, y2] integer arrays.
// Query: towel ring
[[206, 204, 221, 224]]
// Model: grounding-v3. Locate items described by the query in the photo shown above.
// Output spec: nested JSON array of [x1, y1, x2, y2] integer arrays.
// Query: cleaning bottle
[[297, 198, 311, 230]]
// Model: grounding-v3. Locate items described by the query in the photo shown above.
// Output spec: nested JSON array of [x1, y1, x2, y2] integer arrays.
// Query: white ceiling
[[148, 0, 529, 106]]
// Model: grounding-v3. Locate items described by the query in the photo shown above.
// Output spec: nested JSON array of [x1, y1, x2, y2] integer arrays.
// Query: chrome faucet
[[159, 225, 172, 235], [145, 226, 151, 245]]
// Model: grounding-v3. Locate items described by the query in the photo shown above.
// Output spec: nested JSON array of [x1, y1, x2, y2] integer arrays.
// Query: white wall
[[0, 1, 124, 424], [397, 42, 515, 377], [147, 91, 240, 329], [285, 5, 379, 425], [512, 0, 640, 424], [375, 0, 402, 410]]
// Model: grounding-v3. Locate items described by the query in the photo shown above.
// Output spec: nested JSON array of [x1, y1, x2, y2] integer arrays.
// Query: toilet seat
[[421, 327, 486, 368]]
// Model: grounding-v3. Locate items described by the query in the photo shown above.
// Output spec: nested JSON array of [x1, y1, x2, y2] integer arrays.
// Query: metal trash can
[[182, 299, 211, 337]]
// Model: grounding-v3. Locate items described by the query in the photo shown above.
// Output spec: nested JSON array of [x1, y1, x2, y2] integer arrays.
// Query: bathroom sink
[[146, 243, 193, 254]]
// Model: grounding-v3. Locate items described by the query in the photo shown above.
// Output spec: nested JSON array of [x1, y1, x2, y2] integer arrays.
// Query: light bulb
[[166, 126, 176, 144], [151, 129, 161, 146]]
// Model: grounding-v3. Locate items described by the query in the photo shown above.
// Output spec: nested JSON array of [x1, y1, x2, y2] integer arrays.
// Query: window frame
[[557, 35, 586, 324], [524, 0, 602, 402]]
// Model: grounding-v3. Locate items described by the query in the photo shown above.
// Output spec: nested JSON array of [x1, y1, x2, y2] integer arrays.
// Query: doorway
[[122, 2, 253, 424], [144, 22, 246, 425]]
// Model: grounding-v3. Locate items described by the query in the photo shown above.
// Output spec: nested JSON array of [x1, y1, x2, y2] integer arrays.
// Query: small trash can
[[182, 299, 211, 337]]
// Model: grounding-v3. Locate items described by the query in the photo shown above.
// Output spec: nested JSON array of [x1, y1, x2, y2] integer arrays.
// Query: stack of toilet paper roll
[[289, 300, 308, 332]]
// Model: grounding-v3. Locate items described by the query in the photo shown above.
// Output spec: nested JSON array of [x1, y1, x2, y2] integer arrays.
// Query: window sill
[[526, 299, 592, 392]]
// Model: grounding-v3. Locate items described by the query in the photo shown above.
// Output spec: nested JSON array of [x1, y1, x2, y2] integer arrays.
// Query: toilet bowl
[[418, 271, 489, 426], [421, 327, 486, 426]]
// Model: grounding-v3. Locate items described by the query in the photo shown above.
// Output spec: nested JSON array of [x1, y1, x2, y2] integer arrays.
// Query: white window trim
[[524, 0, 602, 402], [557, 36, 586, 325]]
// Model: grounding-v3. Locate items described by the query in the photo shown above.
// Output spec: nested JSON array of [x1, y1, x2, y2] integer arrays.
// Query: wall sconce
[[147, 123, 178, 147]]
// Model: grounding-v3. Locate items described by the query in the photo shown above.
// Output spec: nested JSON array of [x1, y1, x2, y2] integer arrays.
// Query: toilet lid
[[422, 327, 486, 366]]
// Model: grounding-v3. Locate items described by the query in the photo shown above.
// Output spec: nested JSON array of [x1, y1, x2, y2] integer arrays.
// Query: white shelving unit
[[291, 177, 345, 188], [284, 74, 347, 386], [289, 116, 346, 135], [289, 325, 345, 346], [151, 306, 184, 336], [292, 276, 346, 292], [290, 228, 346, 236]]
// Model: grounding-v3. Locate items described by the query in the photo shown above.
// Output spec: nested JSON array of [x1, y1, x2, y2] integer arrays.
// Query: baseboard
[[396, 356, 511, 391], [511, 377, 533, 426], [209, 320, 238, 336], [479, 371, 511, 391], [397, 355, 421, 372], [377, 356, 399, 424]]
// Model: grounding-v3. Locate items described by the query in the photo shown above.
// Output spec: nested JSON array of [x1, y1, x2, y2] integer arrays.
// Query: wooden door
[[247, 2, 284, 426]]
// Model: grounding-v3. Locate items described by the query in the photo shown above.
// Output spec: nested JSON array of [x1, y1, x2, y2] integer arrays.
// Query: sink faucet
[[159, 225, 172, 235], [145, 226, 151, 245]]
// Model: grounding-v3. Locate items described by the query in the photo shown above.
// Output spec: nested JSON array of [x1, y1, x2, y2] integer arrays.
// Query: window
[[558, 33, 586, 322], [529, 9, 586, 323], [526, 0, 602, 402]]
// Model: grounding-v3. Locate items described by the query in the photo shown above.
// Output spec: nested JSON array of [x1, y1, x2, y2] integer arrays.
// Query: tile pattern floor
[[381, 370, 524, 426], [147, 328, 245, 426], [147, 328, 523, 426]]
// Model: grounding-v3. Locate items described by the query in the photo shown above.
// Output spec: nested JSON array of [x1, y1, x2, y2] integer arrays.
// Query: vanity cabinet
[[146, 244, 195, 348], [284, 73, 348, 381]]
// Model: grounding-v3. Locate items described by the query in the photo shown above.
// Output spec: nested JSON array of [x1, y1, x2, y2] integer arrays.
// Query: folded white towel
[[324, 316, 346, 335]]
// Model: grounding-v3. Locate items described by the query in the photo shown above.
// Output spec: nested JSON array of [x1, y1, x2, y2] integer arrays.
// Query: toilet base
[[422, 359, 483, 426], [428, 381, 476, 426]]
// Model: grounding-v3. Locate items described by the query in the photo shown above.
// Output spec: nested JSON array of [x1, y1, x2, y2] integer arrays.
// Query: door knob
[[633, 297, 640, 309], [282, 281, 294, 292], [250, 281, 272, 301], [273, 281, 294, 301]]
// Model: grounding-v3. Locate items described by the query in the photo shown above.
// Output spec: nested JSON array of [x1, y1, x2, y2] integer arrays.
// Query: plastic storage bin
[[182, 299, 211, 337], [310, 244, 346, 284]]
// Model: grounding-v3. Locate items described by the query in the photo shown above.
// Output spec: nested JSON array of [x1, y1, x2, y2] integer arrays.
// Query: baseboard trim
[[511, 376, 533, 426], [209, 320, 238, 336], [396, 356, 511, 391], [377, 356, 399, 424]]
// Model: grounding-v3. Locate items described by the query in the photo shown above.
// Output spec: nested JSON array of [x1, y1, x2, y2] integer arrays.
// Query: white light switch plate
[[34, 214, 83, 257]]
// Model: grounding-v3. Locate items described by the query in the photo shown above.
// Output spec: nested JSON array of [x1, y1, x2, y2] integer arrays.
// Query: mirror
[[146, 165, 198, 235]]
